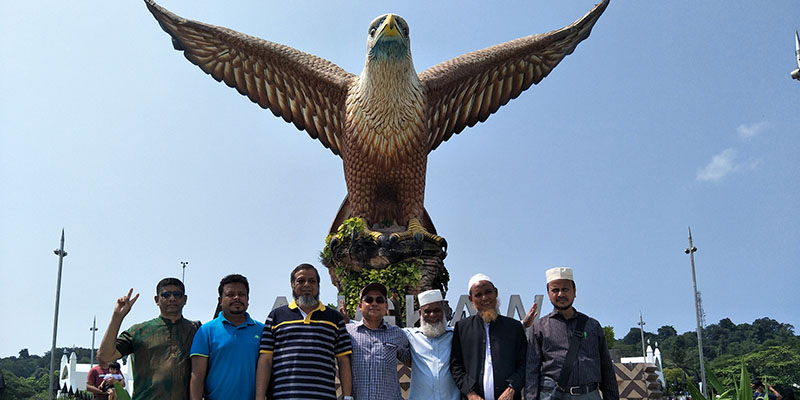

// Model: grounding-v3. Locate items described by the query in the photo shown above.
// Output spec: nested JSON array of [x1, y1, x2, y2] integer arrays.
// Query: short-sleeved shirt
[[347, 319, 411, 400], [259, 300, 352, 399], [190, 312, 264, 400], [115, 316, 199, 400], [86, 365, 111, 400]]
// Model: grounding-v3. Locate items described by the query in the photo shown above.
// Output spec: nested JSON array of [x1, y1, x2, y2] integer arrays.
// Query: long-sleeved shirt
[[525, 309, 619, 400], [451, 315, 527, 399], [347, 320, 411, 400], [404, 327, 460, 400]]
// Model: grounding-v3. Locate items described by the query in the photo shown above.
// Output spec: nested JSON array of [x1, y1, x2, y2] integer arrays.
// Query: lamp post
[[638, 311, 646, 360], [685, 227, 706, 398], [49, 229, 68, 400], [89, 316, 98, 367], [181, 261, 189, 283]]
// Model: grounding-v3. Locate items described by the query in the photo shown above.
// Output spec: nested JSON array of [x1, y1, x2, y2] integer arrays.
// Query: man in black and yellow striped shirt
[[255, 264, 353, 400]]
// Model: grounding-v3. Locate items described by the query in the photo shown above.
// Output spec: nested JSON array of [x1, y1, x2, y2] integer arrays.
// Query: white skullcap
[[418, 289, 443, 307], [546, 267, 574, 283], [468, 273, 492, 291]]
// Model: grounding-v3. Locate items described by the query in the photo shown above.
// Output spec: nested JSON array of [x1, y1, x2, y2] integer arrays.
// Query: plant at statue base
[[685, 359, 751, 400], [321, 217, 367, 262], [322, 217, 425, 324], [335, 260, 421, 323]]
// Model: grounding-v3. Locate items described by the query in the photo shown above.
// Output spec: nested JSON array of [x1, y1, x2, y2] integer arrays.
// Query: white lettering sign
[[282, 294, 545, 327]]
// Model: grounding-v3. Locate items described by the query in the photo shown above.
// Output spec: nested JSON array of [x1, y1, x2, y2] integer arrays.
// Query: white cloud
[[697, 148, 737, 181], [696, 148, 761, 182], [737, 121, 768, 139]]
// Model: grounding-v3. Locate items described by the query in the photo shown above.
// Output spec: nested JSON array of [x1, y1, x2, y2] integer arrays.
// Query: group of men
[[93, 265, 620, 400]]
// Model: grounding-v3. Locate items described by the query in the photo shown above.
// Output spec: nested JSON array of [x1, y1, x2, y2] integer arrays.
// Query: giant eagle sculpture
[[145, 1, 609, 246]]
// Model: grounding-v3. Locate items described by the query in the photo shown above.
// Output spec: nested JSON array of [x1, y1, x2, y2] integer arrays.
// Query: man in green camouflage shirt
[[97, 278, 199, 400]]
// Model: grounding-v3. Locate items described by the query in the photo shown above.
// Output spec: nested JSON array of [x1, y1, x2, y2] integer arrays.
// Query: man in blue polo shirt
[[189, 274, 264, 400]]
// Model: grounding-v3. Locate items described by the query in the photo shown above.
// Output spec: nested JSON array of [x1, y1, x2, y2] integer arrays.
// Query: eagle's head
[[366, 14, 411, 63]]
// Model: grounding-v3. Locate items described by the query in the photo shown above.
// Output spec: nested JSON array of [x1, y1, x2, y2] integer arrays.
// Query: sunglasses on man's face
[[160, 290, 184, 299], [362, 296, 386, 304]]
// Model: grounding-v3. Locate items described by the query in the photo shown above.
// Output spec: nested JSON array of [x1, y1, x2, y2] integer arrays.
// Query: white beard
[[420, 319, 447, 338]]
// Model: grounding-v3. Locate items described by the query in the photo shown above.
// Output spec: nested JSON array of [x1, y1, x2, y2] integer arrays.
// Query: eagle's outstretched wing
[[420, 0, 609, 152], [145, 0, 356, 156]]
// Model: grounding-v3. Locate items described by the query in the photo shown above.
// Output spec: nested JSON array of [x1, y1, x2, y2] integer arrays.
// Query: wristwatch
[[343, 396, 354, 400]]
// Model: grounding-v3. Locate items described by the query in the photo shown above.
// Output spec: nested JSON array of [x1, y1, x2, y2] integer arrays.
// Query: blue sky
[[1, 1, 798, 358]]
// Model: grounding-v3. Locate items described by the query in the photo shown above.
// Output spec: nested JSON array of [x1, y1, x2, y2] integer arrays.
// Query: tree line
[[612, 317, 800, 398]]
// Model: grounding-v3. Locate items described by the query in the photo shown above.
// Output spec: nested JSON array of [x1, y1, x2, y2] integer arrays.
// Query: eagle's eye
[[369, 27, 376, 37]]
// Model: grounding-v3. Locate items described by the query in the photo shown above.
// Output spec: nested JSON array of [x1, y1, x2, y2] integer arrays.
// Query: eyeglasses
[[362, 296, 386, 304], [160, 290, 184, 299]]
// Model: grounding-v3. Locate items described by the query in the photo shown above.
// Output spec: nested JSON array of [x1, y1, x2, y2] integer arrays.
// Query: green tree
[[0, 369, 53, 400], [710, 345, 800, 388], [658, 325, 678, 340], [622, 328, 642, 345], [662, 367, 686, 396], [603, 326, 615, 349]]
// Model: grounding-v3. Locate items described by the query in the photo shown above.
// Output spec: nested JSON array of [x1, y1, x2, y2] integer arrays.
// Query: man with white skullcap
[[403, 289, 460, 400], [524, 268, 618, 400], [451, 274, 527, 400]]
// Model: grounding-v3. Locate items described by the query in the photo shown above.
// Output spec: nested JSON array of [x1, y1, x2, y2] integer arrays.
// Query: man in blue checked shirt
[[347, 282, 411, 400], [189, 274, 264, 400], [404, 289, 460, 400]]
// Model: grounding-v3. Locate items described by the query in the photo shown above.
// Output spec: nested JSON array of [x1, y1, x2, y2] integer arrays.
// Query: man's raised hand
[[113, 288, 140, 319]]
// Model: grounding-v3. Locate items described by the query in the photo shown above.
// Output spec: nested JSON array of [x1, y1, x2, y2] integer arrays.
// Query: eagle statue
[[145, 1, 609, 247]]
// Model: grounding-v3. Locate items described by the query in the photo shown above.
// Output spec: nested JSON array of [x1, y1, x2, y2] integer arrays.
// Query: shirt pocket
[[382, 342, 398, 361], [578, 331, 600, 363]]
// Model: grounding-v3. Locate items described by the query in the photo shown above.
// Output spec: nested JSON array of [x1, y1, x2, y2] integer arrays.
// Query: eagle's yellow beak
[[378, 14, 400, 38]]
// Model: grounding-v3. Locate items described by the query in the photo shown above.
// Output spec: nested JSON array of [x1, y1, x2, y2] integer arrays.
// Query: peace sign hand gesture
[[113, 288, 140, 319]]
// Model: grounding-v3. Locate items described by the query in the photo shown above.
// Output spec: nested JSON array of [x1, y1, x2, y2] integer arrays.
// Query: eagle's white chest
[[344, 62, 427, 166]]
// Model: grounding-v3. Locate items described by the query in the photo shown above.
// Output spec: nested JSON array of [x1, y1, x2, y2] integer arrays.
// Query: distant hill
[[612, 317, 800, 395]]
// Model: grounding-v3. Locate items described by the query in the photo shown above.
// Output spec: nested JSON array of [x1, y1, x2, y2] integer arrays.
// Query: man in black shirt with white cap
[[525, 267, 618, 400]]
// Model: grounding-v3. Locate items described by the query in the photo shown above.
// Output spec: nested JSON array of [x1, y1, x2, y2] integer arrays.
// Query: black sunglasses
[[362, 296, 386, 304], [160, 290, 184, 299]]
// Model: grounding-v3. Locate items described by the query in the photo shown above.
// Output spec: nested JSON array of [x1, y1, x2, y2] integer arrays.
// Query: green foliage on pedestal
[[336, 260, 422, 323], [321, 216, 438, 324], [321, 217, 366, 264], [431, 264, 449, 294]]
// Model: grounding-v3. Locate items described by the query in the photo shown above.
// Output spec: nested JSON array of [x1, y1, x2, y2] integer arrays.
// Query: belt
[[558, 383, 599, 395]]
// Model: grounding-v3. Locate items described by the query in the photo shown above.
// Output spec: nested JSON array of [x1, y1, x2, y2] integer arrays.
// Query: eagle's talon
[[360, 225, 386, 246], [378, 218, 447, 249]]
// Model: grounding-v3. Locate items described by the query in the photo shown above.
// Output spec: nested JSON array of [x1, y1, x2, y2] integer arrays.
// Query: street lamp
[[638, 311, 647, 360], [49, 229, 67, 400], [89, 317, 98, 367], [685, 227, 706, 398], [181, 261, 189, 283]]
